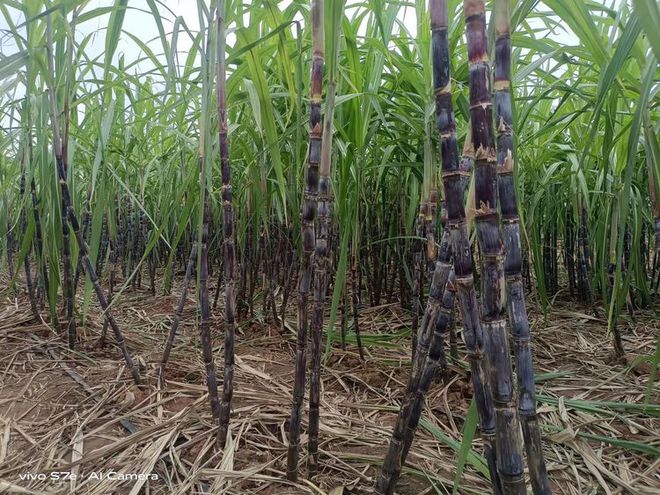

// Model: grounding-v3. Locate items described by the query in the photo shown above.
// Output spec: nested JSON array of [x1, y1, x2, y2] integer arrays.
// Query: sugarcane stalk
[[308, 39, 337, 479], [286, 0, 324, 481], [410, 229, 452, 390], [646, 138, 660, 291], [493, 1, 550, 492], [411, 203, 426, 359], [465, 1, 526, 492], [158, 243, 197, 382], [192, 0, 223, 444], [578, 198, 595, 308], [216, 0, 237, 448], [375, 229, 452, 495], [28, 106, 56, 321], [99, 236, 118, 348], [439, 197, 459, 360], [97, 214, 109, 276], [45, 15, 140, 385], [426, 185, 439, 271], [280, 251, 297, 328], [199, 199, 221, 426], [340, 282, 348, 351], [351, 247, 364, 359], [5, 217, 15, 288], [565, 206, 576, 295], [430, 1, 502, 492], [126, 200, 134, 279], [400, 269, 455, 461], [60, 157, 75, 346], [61, 9, 78, 349], [72, 188, 92, 299], [30, 177, 53, 315], [20, 140, 39, 320]]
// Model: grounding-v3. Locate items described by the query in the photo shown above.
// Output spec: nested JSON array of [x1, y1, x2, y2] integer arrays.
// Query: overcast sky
[[0, 0, 588, 75], [33, 0, 420, 70]]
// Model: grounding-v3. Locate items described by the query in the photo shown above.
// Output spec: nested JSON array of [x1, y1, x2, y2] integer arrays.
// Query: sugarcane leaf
[[631, 0, 660, 60], [452, 399, 480, 493], [419, 417, 489, 478], [0, 51, 29, 82], [104, 0, 128, 76]]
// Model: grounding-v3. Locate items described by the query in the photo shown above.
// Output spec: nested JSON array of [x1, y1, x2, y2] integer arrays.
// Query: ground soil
[[0, 280, 658, 494]]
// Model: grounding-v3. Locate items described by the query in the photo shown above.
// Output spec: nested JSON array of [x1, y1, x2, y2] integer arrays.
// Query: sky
[[0, 0, 585, 78], [10, 0, 417, 70], [0, 0, 619, 114]]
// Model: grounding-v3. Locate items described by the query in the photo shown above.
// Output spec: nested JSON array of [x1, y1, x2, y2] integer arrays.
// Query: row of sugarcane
[[4, 0, 237, 445], [6, 0, 344, 471]]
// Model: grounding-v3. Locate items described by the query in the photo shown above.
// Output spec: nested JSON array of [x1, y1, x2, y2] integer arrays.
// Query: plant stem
[[493, 1, 551, 492], [287, 0, 324, 480]]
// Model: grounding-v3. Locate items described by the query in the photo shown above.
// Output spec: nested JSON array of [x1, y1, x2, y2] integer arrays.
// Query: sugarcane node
[[436, 82, 452, 94], [441, 170, 470, 179], [474, 202, 496, 217], [454, 274, 475, 284], [464, 2, 485, 19], [501, 213, 518, 222], [310, 122, 323, 135], [472, 144, 490, 160]]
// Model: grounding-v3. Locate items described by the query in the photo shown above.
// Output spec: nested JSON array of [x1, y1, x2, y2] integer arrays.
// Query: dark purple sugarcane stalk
[[60, 141, 75, 346], [426, 186, 439, 272], [125, 200, 134, 278], [308, 19, 338, 477], [197, 14, 223, 428], [565, 206, 576, 295], [647, 161, 660, 290], [399, 269, 456, 464], [97, 214, 109, 275], [216, 0, 237, 449], [45, 15, 141, 385], [99, 236, 118, 348], [434, 1, 502, 491], [578, 199, 593, 304], [27, 111, 55, 319], [286, 0, 324, 482], [280, 249, 297, 329], [158, 243, 197, 381], [410, 229, 452, 392], [20, 140, 39, 320], [493, 0, 550, 492], [6, 217, 15, 286], [440, 197, 459, 360], [465, 0, 526, 492], [199, 199, 222, 432], [61, 11, 77, 349], [375, 229, 452, 495], [72, 188, 92, 299], [136, 210, 146, 289], [351, 247, 364, 359], [411, 203, 426, 358], [30, 177, 54, 317]]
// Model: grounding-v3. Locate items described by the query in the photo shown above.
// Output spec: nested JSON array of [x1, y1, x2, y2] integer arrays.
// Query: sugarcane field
[[0, 0, 658, 493]]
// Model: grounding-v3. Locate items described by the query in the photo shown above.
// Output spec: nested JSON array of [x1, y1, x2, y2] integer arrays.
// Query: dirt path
[[0, 289, 657, 494]]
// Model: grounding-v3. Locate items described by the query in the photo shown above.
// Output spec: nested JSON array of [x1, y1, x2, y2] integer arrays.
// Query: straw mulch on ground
[[0, 285, 657, 494]]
